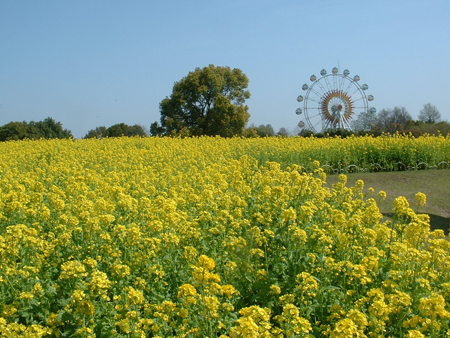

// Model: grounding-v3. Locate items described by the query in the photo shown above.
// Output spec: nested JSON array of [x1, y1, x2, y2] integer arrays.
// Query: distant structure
[[296, 67, 375, 133]]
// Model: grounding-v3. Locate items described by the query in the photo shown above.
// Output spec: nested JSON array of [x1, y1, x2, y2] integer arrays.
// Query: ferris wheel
[[296, 67, 375, 133]]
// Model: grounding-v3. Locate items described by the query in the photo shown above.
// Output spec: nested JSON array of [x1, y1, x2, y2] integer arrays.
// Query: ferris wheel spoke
[[344, 82, 353, 94], [352, 97, 365, 103], [307, 98, 321, 104], [310, 88, 324, 98], [315, 82, 328, 96], [333, 74, 341, 92], [307, 113, 323, 120], [339, 76, 346, 90], [350, 88, 361, 97], [324, 77, 332, 92]]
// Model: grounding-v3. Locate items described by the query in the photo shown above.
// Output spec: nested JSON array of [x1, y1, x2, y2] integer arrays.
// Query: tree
[[85, 124, 147, 138], [277, 127, 289, 137], [0, 121, 30, 141], [415, 120, 450, 136], [102, 123, 148, 138], [254, 124, 275, 137], [150, 122, 165, 136], [376, 107, 412, 134], [243, 125, 259, 138], [30, 117, 72, 139], [351, 110, 377, 132], [0, 117, 72, 141], [418, 103, 441, 124], [126, 124, 148, 137], [151, 64, 251, 137], [298, 129, 315, 137], [84, 126, 107, 139], [324, 128, 354, 138], [105, 123, 128, 137]]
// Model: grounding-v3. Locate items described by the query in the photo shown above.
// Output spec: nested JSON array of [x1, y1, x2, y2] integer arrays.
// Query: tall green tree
[[151, 64, 251, 137]]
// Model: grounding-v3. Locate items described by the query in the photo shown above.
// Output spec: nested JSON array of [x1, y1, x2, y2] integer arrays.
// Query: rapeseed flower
[[1, 135, 449, 337]]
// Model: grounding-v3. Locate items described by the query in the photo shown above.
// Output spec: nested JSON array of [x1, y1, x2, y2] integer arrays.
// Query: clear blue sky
[[1, 0, 449, 138]]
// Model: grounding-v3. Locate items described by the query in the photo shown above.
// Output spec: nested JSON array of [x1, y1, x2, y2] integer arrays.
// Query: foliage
[[351, 110, 378, 132], [297, 128, 315, 138], [151, 64, 251, 137], [351, 107, 414, 135], [29, 118, 73, 140], [395, 120, 450, 137], [376, 107, 412, 134], [352, 103, 442, 135], [397, 129, 423, 138], [0, 118, 72, 141], [417, 120, 450, 136], [1, 136, 450, 337], [84, 126, 107, 139], [0, 122, 30, 141], [242, 127, 259, 138], [297, 129, 355, 139], [418, 103, 441, 124], [324, 128, 354, 138], [277, 127, 289, 137], [255, 124, 275, 137], [85, 124, 147, 139], [245, 124, 275, 137], [106, 123, 147, 137]]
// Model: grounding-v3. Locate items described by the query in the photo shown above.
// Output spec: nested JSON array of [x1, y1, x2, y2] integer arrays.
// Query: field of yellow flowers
[[1, 135, 450, 337]]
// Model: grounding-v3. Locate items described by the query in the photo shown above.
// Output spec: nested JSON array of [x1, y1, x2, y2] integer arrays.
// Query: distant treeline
[[245, 121, 450, 139], [0, 119, 147, 142], [84, 123, 147, 139], [0, 118, 72, 141], [0, 115, 449, 142], [296, 120, 450, 139]]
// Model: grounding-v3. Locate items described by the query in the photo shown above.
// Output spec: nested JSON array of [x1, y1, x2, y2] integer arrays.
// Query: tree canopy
[[418, 103, 441, 124], [277, 127, 289, 137], [351, 110, 378, 132], [253, 124, 275, 137], [84, 126, 107, 139], [151, 65, 251, 137], [84, 123, 147, 139], [0, 117, 72, 142], [375, 107, 412, 134]]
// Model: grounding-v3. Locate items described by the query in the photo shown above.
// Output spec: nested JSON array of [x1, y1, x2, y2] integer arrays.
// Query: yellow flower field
[[0, 135, 449, 337]]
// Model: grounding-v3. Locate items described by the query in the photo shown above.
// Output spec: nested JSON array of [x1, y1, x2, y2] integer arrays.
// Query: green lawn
[[325, 169, 450, 234]]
